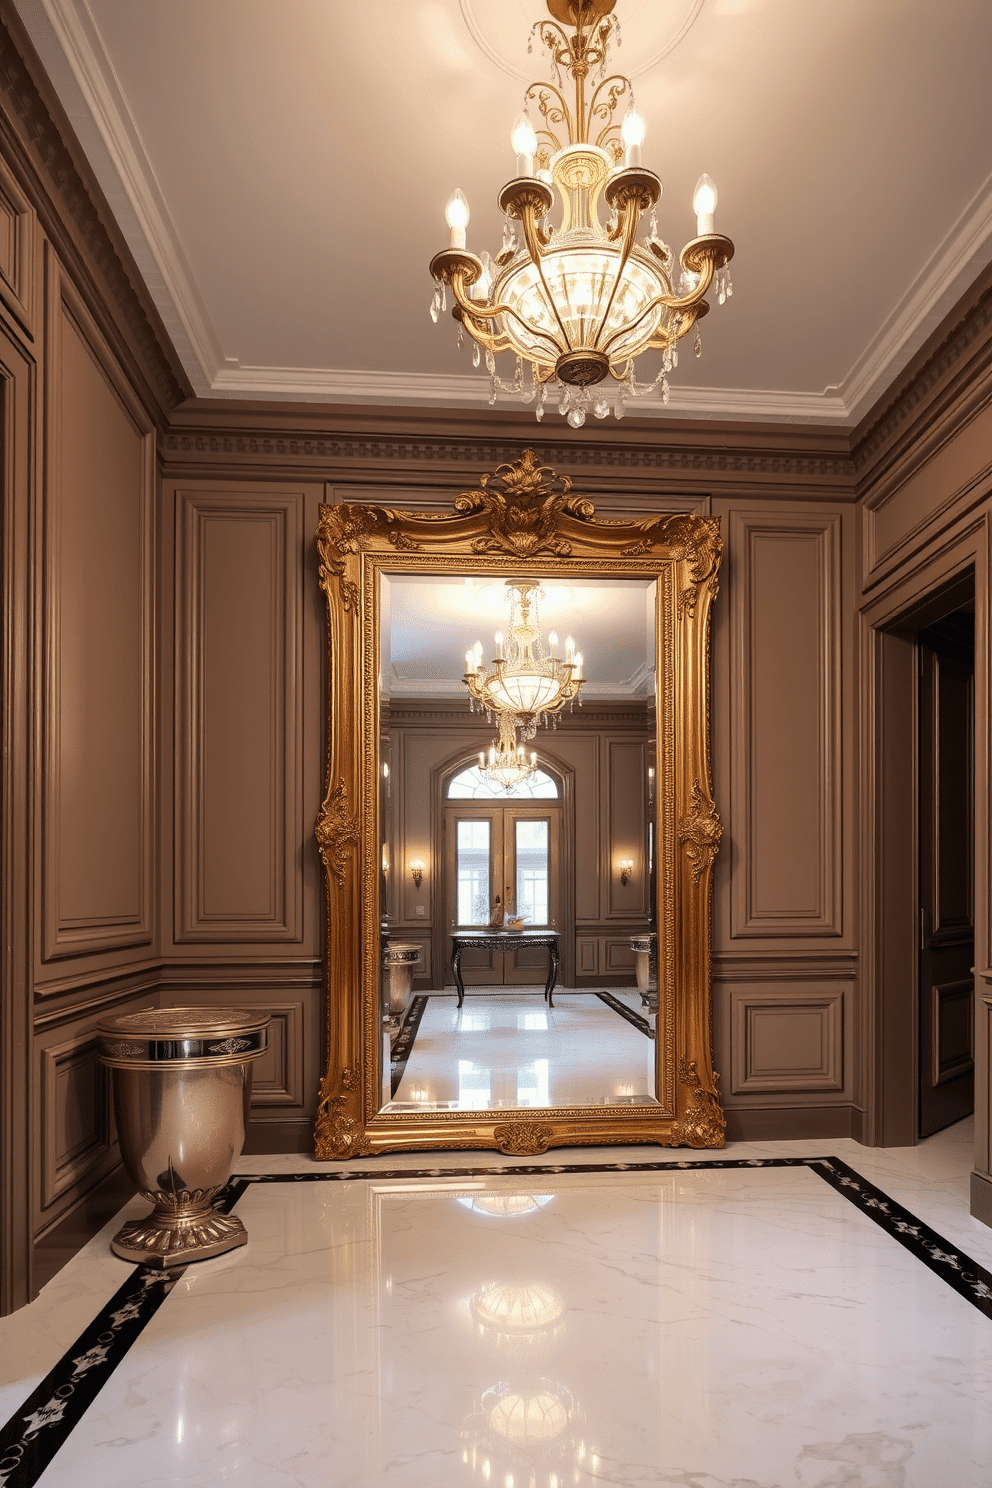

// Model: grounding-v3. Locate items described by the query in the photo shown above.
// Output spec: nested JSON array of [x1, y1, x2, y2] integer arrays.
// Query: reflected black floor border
[[2, 1158, 990, 1488], [594, 989, 654, 1037], [389, 994, 430, 1096]]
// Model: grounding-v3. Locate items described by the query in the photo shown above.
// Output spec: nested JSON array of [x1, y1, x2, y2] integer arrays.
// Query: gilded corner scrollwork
[[493, 1121, 554, 1156], [453, 447, 595, 557], [679, 780, 723, 884], [315, 779, 360, 888], [669, 1059, 726, 1149], [314, 1070, 372, 1160]]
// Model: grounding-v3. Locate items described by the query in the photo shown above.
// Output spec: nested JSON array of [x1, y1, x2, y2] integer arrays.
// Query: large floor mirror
[[314, 451, 724, 1157]]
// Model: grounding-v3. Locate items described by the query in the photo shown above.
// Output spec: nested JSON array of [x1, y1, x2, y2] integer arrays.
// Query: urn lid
[[98, 1005, 270, 1067]]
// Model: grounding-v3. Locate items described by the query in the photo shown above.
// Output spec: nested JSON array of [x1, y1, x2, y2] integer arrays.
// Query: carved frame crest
[[315, 450, 723, 1157]]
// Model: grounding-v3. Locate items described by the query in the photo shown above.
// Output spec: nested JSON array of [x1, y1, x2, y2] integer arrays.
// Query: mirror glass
[[378, 573, 658, 1115]]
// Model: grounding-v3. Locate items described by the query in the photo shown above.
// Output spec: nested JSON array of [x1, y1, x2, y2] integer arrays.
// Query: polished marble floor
[[2, 1120, 991, 1487], [387, 989, 655, 1111]]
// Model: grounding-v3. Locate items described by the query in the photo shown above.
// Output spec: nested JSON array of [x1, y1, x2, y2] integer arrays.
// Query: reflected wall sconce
[[618, 858, 634, 886], [410, 858, 425, 889]]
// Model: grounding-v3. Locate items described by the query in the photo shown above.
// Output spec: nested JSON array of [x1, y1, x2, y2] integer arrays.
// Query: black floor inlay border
[[0, 1180, 247, 1488], [389, 994, 429, 1096], [594, 989, 654, 1037], [2, 1159, 989, 1487]]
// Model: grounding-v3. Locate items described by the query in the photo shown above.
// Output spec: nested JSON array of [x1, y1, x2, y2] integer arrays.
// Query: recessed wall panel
[[730, 512, 842, 938], [44, 275, 154, 958], [176, 489, 304, 941]]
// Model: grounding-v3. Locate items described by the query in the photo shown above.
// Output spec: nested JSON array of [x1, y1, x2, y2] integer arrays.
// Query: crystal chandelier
[[478, 712, 540, 793], [429, 0, 735, 427], [464, 581, 583, 739]]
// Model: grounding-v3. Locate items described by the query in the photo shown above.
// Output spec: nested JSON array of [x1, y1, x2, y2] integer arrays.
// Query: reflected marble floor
[[388, 989, 656, 1111], [1, 1121, 991, 1488]]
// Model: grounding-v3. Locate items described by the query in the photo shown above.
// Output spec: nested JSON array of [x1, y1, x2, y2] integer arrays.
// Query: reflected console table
[[450, 930, 561, 1008]]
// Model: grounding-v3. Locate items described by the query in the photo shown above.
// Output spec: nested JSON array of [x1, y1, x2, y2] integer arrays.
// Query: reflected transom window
[[447, 764, 559, 800]]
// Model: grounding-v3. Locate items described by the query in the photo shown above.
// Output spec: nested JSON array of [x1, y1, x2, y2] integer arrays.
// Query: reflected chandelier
[[478, 713, 540, 793], [429, 0, 735, 426], [464, 581, 583, 739]]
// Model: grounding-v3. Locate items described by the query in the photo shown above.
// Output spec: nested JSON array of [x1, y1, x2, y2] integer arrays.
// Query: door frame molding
[[859, 527, 985, 1148], [431, 746, 576, 989]]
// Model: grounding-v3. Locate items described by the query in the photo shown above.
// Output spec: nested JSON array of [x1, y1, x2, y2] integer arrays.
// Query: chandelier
[[478, 713, 540, 793], [429, 0, 735, 427], [464, 581, 583, 739]]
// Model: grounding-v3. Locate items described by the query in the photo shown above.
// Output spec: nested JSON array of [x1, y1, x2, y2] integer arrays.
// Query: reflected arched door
[[443, 762, 562, 987]]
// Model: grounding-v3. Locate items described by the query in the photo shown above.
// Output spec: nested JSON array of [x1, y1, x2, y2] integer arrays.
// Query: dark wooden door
[[918, 616, 975, 1137]]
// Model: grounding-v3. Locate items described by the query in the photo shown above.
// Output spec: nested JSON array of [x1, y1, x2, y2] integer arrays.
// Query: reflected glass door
[[445, 805, 560, 988]]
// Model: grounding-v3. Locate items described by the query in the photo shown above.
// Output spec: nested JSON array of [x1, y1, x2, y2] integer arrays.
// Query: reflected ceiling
[[381, 575, 655, 699]]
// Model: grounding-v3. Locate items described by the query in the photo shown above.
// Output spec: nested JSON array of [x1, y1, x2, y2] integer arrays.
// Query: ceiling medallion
[[430, 0, 734, 426]]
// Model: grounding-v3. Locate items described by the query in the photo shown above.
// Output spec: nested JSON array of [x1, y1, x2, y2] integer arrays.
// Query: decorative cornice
[[853, 271, 992, 482], [0, 4, 188, 415], [161, 427, 856, 483]]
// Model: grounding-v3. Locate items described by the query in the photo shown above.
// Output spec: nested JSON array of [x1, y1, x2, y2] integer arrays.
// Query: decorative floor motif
[[389, 994, 429, 1096], [1, 1156, 989, 1486], [594, 988, 654, 1037]]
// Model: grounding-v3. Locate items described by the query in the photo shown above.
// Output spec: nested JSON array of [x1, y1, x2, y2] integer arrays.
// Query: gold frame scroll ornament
[[314, 449, 724, 1158]]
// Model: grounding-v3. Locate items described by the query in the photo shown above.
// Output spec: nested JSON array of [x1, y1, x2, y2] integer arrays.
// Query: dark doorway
[[918, 607, 975, 1137]]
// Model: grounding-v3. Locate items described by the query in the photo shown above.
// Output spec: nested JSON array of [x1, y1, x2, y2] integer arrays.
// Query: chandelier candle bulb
[[445, 188, 470, 249], [621, 106, 646, 168], [495, 631, 504, 659], [693, 174, 718, 236], [548, 630, 559, 656], [511, 113, 538, 177]]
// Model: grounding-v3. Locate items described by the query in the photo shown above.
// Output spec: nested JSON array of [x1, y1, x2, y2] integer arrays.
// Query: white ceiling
[[381, 575, 655, 699], [16, 0, 992, 427]]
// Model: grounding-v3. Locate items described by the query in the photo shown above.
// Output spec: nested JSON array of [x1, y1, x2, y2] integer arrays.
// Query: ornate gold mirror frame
[[314, 450, 724, 1159]]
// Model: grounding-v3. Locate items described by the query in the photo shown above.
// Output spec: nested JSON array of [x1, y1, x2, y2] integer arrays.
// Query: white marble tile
[[388, 990, 655, 1110], [10, 1157, 992, 1487]]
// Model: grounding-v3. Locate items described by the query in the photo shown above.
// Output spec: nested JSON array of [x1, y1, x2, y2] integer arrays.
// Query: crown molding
[[0, 0, 188, 415], [23, 0, 220, 394], [838, 169, 992, 426], [211, 361, 852, 425]]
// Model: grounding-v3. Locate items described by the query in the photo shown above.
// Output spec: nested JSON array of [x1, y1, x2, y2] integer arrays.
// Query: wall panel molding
[[729, 987, 845, 1095], [41, 254, 155, 960], [174, 487, 305, 943], [39, 1031, 111, 1209], [0, 149, 35, 338], [729, 510, 843, 939]]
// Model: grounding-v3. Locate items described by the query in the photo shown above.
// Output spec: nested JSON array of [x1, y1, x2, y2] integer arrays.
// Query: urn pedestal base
[[110, 1189, 248, 1267]]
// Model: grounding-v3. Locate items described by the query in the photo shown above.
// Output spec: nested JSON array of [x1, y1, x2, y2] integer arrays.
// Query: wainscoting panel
[[576, 938, 599, 975], [729, 986, 844, 1095], [729, 511, 843, 939], [39, 1031, 111, 1209], [250, 1001, 305, 1108], [929, 977, 974, 1087], [42, 260, 155, 960], [175, 488, 305, 943], [604, 938, 636, 974]]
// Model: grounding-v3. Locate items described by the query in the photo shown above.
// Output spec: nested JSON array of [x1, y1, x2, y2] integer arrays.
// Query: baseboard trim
[[725, 1105, 857, 1143], [970, 1169, 992, 1228]]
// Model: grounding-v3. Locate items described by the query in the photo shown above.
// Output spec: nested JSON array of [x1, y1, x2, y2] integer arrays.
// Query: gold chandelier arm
[[598, 282, 711, 362], [525, 80, 575, 153], [447, 278, 564, 363], [587, 73, 630, 154]]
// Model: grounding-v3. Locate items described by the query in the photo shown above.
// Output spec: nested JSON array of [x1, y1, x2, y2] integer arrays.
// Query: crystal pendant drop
[[558, 384, 569, 415], [456, 324, 465, 351], [472, 342, 480, 368], [488, 375, 497, 407], [567, 406, 586, 428], [661, 375, 670, 405], [429, 286, 441, 324], [694, 327, 702, 358], [593, 398, 610, 419], [485, 349, 496, 375], [440, 283, 447, 313]]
